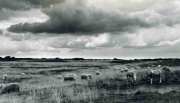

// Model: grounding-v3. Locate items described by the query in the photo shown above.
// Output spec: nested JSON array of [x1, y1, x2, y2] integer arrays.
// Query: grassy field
[[0, 61, 180, 103]]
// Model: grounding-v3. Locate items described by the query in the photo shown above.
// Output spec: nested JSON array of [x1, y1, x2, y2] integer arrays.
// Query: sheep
[[113, 66, 128, 73], [162, 66, 171, 72], [2, 74, 8, 83], [95, 71, 101, 75], [122, 67, 129, 72], [56, 75, 63, 79], [127, 72, 137, 81], [126, 71, 137, 87], [121, 69, 128, 73], [126, 67, 172, 85], [81, 73, 92, 80], [147, 69, 162, 85], [134, 70, 149, 85], [171, 70, 180, 84], [158, 65, 161, 68], [63, 73, 77, 81], [0, 83, 20, 94], [141, 67, 173, 85], [20, 73, 26, 75], [161, 66, 172, 84], [113, 66, 122, 70]]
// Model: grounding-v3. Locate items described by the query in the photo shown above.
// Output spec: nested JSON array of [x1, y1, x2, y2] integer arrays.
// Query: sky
[[0, 0, 180, 59]]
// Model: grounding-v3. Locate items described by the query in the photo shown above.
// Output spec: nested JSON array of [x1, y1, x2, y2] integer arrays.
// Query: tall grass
[[1, 73, 180, 103]]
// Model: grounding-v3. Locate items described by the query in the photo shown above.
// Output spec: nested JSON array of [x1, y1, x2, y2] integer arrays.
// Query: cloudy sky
[[0, 0, 180, 59]]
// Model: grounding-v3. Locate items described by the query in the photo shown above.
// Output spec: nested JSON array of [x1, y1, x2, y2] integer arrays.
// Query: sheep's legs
[[150, 78, 153, 85], [159, 77, 162, 84]]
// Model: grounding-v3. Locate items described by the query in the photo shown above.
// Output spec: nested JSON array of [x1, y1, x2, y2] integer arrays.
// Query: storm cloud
[[8, 0, 154, 34], [0, 0, 63, 10], [0, 0, 62, 21], [8, 0, 180, 34]]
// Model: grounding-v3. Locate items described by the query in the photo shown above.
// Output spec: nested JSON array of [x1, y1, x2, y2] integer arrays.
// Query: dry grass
[[1, 61, 180, 103]]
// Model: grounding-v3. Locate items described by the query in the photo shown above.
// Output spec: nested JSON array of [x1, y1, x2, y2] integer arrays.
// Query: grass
[[2, 76, 180, 103], [1, 61, 180, 103]]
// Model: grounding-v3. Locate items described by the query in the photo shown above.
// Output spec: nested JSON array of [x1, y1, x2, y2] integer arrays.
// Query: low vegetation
[[0, 60, 180, 103]]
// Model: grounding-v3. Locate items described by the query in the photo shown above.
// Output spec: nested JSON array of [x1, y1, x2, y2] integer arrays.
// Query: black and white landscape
[[0, 58, 180, 103], [1, 0, 180, 103]]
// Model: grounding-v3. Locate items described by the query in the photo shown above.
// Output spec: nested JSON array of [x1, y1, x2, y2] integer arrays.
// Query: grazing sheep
[[127, 72, 137, 81], [95, 71, 101, 75], [115, 67, 125, 72], [146, 67, 172, 85], [141, 67, 172, 85], [162, 66, 171, 72], [57, 75, 63, 79], [0, 83, 20, 94], [122, 67, 129, 72], [121, 69, 128, 73], [158, 65, 161, 67], [147, 69, 162, 85], [2, 74, 8, 83], [20, 73, 26, 75], [161, 66, 172, 84], [126, 71, 137, 86], [63, 73, 77, 81], [171, 70, 180, 84], [81, 73, 92, 80]]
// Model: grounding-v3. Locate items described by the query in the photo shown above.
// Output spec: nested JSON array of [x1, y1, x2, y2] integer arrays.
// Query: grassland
[[0, 60, 180, 103]]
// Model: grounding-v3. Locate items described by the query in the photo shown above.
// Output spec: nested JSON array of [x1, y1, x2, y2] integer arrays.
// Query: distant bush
[[72, 58, 85, 61]]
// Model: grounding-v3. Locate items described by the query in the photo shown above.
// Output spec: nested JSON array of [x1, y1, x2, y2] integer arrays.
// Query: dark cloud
[[8, 1, 152, 34], [27, 0, 64, 8], [0, 0, 63, 10], [0, 0, 63, 22], [0, 9, 19, 20], [0, 0, 29, 10]]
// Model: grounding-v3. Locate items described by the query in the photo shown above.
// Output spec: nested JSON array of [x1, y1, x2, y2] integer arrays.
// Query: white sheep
[[126, 71, 137, 87], [0, 83, 20, 94], [126, 71, 137, 82], [2, 74, 8, 83], [20, 73, 26, 75], [148, 69, 162, 85], [81, 73, 92, 80], [95, 71, 101, 75], [57, 75, 63, 79], [63, 73, 77, 81]]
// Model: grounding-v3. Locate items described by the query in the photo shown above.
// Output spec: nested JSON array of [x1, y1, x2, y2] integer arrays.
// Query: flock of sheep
[[60, 65, 174, 88], [63, 71, 101, 81], [0, 71, 101, 94], [125, 66, 174, 87], [0, 65, 177, 95]]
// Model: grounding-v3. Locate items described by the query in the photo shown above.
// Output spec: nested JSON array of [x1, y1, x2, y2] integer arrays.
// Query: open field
[[0, 60, 180, 103]]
